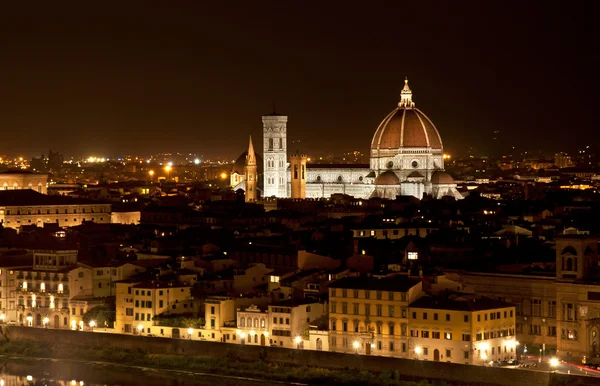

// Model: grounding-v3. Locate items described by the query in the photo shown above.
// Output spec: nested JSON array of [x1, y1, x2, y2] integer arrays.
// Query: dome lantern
[[398, 78, 415, 108]]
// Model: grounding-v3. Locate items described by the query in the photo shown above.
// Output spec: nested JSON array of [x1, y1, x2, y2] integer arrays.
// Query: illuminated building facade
[[408, 296, 516, 364], [13, 249, 76, 329], [0, 170, 48, 194], [0, 190, 111, 230], [328, 276, 422, 357]]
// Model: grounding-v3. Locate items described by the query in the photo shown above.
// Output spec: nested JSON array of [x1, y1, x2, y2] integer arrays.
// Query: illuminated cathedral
[[232, 79, 462, 201]]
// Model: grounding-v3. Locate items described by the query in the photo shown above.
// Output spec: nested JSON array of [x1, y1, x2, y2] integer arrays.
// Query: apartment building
[[328, 275, 423, 357], [268, 299, 325, 348], [13, 249, 77, 328], [408, 296, 516, 364]]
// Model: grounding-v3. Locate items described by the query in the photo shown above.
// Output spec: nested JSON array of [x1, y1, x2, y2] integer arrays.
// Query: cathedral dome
[[431, 170, 454, 184], [371, 79, 443, 151], [374, 171, 400, 185]]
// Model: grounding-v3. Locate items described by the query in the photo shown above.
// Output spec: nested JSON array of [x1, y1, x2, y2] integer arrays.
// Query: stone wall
[[4, 326, 592, 386]]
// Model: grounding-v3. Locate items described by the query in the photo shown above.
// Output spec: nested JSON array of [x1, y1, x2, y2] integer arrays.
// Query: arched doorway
[[316, 338, 322, 351], [366, 341, 371, 355], [172, 328, 180, 339], [54, 315, 59, 328], [19, 314, 23, 325], [36, 314, 42, 327], [590, 326, 600, 357], [260, 334, 266, 346], [434, 349, 440, 361]]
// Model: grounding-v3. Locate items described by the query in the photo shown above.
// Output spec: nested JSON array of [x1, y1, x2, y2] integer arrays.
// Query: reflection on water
[[0, 358, 290, 386]]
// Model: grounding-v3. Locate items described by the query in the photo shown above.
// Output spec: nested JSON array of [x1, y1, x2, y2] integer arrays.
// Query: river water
[[0, 358, 296, 386]]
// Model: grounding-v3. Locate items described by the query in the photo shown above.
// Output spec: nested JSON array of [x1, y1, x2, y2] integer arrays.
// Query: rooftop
[[329, 275, 421, 292], [0, 190, 109, 207], [409, 295, 515, 312]]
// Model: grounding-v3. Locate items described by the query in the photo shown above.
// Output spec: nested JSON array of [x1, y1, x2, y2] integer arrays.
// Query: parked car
[[147, 333, 155, 337], [6, 320, 16, 326]]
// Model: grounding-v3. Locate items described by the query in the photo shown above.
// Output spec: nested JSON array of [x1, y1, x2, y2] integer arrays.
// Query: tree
[[82, 305, 116, 328]]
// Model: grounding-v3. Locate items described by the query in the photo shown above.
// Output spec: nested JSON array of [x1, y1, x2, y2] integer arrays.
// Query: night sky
[[0, 2, 597, 159]]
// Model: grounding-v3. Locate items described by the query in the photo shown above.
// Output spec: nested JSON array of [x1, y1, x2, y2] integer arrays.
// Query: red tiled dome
[[371, 80, 443, 151]]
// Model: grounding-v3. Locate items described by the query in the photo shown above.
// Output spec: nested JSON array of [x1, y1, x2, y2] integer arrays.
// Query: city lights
[[353, 341, 360, 350], [414, 346, 422, 355]]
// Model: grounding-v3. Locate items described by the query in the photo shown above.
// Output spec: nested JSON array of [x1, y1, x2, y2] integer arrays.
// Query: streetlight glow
[[137, 324, 144, 332], [353, 341, 360, 350], [294, 336, 302, 344], [550, 357, 559, 368], [89, 320, 96, 328], [414, 346, 422, 355], [187, 327, 193, 336]]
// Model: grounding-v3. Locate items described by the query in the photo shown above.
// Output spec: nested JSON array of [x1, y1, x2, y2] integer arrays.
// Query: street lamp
[[187, 327, 193, 339], [295, 336, 302, 349], [137, 324, 144, 334], [43, 317, 49, 328], [481, 352, 488, 366], [549, 357, 559, 373], [148, 170, 155, 182], [164, 165, 172, 180], [0, 313, 5, 323], [89, 320, 96, 331], [353, 340, 360, 353], [414, 346, 422, 359], [26, 315, 33, 327]]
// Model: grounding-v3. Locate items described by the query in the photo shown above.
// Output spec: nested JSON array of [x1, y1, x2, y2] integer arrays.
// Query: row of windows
[[6, 207, 105, 215], [410, 330, 460, 340], [357, 229, 432, 237], [331, 319, 405, 335], [331, 302, 406, 318], [476, 310, 513, 322], [5, 217, 104, 225], [135, 300, 153, 308], [314, 175, 364, 183], [1, 184, 43, 192], [239, 317, 266, 328], [330, 289, 408, 302], [273, 317, 290, 325]]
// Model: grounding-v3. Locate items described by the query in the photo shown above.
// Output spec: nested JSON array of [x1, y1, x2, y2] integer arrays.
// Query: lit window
[[40, 282, 46, 292], [407, 252, 419, 260], [23, 281, 28, 290], [58, 283, 64, 293]]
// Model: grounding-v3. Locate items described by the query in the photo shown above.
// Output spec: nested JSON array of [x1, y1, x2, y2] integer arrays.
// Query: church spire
[[246, 135, 256, 166], [398, 77, 415, 108]]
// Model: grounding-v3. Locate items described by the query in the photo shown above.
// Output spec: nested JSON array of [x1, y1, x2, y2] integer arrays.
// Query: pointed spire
[[398, 77, 415, 108], [246, 135, 256, 166]]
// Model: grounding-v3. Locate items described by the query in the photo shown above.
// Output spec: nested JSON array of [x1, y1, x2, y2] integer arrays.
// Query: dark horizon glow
[[0, 2, 597, 159]]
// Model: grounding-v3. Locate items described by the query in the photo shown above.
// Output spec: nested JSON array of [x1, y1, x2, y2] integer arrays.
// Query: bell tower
[[262, 113, 288, 197], [244, 135, 257, 202], [290, 153, 307, 199]]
